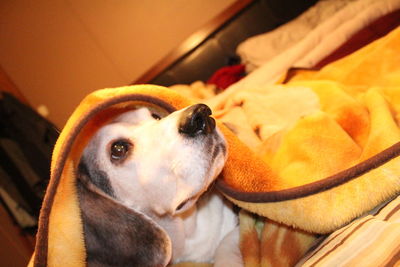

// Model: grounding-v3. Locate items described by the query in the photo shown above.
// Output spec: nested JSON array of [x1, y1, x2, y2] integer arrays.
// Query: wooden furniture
[[0, 203, 34, 267]]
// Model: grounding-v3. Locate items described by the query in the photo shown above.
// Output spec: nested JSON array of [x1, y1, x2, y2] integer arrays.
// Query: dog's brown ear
[[77, 179, 171, 267]]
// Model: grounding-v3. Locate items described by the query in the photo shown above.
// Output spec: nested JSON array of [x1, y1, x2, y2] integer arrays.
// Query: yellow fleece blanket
[[212, 26, 400, 266]]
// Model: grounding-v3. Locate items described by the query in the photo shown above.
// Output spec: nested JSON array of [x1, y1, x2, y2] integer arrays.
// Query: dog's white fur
[[81, 106, 242, 265]]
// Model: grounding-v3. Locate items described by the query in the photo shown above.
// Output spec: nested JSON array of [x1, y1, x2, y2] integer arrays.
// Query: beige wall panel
[[0, 0, 234, 127]]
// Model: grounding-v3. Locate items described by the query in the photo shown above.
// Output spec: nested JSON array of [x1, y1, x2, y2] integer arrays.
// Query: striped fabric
[[297, 195, 400, 266]]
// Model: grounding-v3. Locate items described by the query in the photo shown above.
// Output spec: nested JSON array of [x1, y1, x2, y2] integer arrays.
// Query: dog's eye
[[110, 140, 131, 162], [151, 113, 161, 120]]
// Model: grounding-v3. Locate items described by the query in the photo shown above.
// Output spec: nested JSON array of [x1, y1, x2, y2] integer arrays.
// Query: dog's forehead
[[113, 107, 153, 124], [91, 106, 175, 144], [111, 104, 173, 123]]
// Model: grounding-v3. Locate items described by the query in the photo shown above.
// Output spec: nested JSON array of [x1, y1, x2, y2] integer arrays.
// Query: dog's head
[[79, 103, 227, 216], [77, 104, 228, 263]]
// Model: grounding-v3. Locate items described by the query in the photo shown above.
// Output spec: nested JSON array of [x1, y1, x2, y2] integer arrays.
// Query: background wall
[[0, 0, 235, 128]]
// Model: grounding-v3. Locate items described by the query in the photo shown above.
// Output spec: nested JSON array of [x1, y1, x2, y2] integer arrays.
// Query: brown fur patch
[[77, 179, 171, 266]]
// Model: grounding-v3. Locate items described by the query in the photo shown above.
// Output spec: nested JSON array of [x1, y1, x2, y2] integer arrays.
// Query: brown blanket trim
[[217, 141, 400, 203], [34, 94, 176, 267]]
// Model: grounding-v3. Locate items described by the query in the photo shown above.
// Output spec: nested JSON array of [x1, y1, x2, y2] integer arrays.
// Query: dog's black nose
[[179, 104, 216, 136]]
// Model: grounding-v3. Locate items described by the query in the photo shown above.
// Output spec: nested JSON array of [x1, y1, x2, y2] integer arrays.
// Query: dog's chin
[[173, 152, 226, 216]]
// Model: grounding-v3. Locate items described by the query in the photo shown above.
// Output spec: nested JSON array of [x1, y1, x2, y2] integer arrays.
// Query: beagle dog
[[77, 104, 242, 266]]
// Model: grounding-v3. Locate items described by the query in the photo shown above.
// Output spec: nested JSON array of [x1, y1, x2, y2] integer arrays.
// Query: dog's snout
[[178, 104, 216, 136]]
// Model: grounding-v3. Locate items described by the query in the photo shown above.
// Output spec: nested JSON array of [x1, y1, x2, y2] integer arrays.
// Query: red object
[[207, 64, 246, 89]]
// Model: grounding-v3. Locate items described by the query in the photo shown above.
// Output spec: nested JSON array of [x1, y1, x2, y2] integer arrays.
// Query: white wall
[[0, 0, 235, 127]]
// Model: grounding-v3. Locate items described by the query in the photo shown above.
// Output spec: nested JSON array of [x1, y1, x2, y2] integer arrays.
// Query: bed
[[134, 0, 400, 265]]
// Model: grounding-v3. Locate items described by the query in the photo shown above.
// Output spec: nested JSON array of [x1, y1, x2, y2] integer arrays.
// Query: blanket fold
[[216, 26, 400, 235]]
